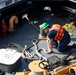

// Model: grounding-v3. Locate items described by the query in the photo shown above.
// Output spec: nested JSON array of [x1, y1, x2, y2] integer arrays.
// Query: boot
[[72, 43, 76, 48]]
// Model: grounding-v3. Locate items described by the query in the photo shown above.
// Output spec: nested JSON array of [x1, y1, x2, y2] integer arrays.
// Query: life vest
[[49, 24, 65, 40]]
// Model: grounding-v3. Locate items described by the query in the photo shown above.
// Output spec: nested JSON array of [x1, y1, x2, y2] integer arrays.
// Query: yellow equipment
[[37, 53, 76, 75], [63, 23, 75, 32], [63, 23, 76, 37], [16, 71, 30, 75], [50, 63, 76, 75], [28, 60, 48, 75], [16, 59, 76, 75], [69, 66, 76, 75]]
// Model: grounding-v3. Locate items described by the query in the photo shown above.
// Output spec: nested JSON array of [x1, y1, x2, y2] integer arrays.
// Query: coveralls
[[48, 29, 72, 52]]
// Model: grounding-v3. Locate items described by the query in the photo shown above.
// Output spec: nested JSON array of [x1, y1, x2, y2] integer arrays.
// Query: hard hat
[[40, 22, 49, 30]]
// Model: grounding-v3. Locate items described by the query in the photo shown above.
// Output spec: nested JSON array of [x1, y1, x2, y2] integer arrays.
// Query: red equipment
[[1, 20, 7, 38]]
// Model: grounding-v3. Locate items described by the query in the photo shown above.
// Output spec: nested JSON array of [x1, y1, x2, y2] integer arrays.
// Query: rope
[[22, 39, 40, 62], [22, 39, 43, 61], [32, 41, 47, 61], [22, 45, 39, 61], [22, 39, 52, 62]]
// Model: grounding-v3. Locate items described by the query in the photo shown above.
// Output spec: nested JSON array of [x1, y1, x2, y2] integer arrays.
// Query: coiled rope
[[22, 39, 50, 62], [32, 41, 47, 61], [22, 39, 40, 62]]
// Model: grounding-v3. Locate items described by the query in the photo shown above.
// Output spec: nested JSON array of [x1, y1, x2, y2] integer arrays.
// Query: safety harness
[[49, 24, 65, 40]]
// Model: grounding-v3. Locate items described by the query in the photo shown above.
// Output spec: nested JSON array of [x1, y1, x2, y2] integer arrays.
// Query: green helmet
[[41, 22, 49, 30]]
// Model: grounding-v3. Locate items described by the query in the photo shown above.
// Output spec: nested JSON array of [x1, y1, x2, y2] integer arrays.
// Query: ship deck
[[0, 11, 76, 72]]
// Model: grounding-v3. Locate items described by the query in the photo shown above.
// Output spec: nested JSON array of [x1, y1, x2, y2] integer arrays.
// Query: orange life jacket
[[49, 24, 65, 40]]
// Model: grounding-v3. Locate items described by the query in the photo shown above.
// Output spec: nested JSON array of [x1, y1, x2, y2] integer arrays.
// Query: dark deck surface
[[0, 12, 76, 73]]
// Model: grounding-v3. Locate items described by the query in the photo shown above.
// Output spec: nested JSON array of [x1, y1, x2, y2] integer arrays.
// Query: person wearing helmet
[[41, 22, 76, 53]]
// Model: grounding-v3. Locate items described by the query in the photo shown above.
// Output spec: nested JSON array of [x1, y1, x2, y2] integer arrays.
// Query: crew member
[[40, 22, 76, 53]]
